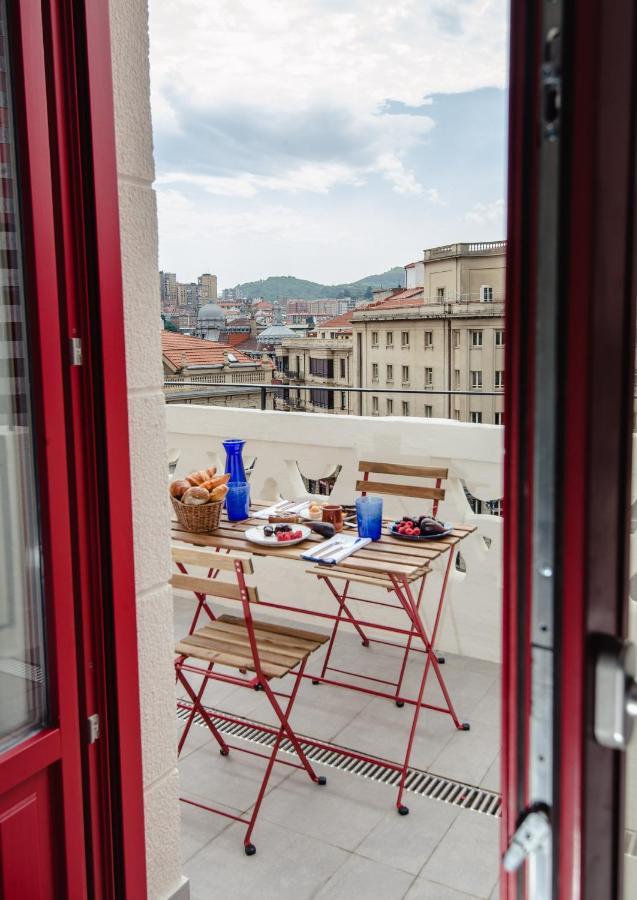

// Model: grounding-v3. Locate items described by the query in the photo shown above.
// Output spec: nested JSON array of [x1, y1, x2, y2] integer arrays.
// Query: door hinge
[[70, 336, 83, 366], [594, 637, 637, 749], [86, 713, 100, 744], [503, 807, 551, 872]]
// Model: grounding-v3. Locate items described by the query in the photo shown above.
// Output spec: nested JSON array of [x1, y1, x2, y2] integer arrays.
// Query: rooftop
[[161, 332, 254, 369], [317, 310, 355, 331]]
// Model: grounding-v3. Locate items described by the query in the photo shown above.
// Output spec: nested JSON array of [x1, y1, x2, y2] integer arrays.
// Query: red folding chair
[[173, 544, 329, 855], [313, 461, 449, 704]]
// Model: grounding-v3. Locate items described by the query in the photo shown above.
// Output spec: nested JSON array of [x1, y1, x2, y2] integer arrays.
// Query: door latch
[[86, 713, 100, 744], [503, 807, 551, 872], [594, 638, 637, 750]]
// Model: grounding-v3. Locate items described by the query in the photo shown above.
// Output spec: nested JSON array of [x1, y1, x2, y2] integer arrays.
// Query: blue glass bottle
[[223, 439, 246, 484]]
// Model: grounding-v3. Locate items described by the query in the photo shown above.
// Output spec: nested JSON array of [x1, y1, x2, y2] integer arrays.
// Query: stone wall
[[109, 0, 184, 896]]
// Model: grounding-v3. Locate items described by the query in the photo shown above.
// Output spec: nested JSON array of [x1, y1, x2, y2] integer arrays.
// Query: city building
[[194, 299, 225, 341], [159, 270, 177, 306], [162, 332, 273, 408], [197, 272, 218, 302], [276, 310, 354, 414], [352, 241, 506, 422]]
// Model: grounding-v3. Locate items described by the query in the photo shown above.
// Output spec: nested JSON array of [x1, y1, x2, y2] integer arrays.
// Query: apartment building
[[276, 311, 354, 414], [352, 242, 506, 423], [198, 273, 218, 302]]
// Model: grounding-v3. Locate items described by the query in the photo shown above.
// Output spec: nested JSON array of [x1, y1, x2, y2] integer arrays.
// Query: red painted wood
[[557, 1, 637, 897], [0, 0, 88, 895], [502, 0, 541, 896], [0, 788, 49, 899]]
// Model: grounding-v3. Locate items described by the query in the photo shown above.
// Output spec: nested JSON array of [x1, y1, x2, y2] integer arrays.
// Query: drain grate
[[0, 659, 45, 684], [176, 704, 502, 818]]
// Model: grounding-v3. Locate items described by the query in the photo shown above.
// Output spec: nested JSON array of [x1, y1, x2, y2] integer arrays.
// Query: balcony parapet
[[422, 241, 506, 260]]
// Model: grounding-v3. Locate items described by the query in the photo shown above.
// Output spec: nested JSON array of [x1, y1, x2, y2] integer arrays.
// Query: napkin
[[301, 533, 371, 566], [253, 499, 311, 519]]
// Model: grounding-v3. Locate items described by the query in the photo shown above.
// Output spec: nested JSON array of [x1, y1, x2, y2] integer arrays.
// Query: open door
[[503, 0, 637, 896], [0, 1, 146, 896]]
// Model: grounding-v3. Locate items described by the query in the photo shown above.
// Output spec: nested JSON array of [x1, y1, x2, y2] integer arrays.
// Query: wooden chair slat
[[355, 480, 445, 501], [195, 629, 307, 667], [198, 623, 316, 662], [306, 568, 395, 588], [175, 639, 289, 678], [171, 543, 254, 573], [358, 461, 448, 480], [216, 615, 328, 648], [170, 572, 259, 604]]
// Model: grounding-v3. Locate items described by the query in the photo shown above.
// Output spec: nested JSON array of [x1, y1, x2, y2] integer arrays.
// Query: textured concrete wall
[[108, 1, 184, 896]]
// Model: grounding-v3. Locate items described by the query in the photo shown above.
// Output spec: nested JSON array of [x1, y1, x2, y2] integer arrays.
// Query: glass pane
[[0, 2, 48, 753]]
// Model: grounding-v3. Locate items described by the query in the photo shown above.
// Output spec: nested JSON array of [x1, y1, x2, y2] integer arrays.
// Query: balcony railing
[[422, 241, 506, 260], [166, 403, 504, 664]]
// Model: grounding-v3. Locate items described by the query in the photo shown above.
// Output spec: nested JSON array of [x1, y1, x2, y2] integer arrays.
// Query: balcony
[[422, 242, 507, 260], [167, 405, 503, 898]]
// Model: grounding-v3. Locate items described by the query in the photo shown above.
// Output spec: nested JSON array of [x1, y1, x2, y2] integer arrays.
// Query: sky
[[149, 0, 509, 288]]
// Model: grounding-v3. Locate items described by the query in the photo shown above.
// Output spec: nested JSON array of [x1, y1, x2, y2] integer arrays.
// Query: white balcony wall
[[167, 407, 504, 663], [110, 0, 184, 897]]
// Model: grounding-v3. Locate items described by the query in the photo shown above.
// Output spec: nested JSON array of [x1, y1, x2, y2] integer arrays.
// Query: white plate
[[244, 524, 312, 547]]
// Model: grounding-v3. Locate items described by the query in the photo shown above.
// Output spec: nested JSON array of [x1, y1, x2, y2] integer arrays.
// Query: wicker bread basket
[[171, 496, 223, 533]]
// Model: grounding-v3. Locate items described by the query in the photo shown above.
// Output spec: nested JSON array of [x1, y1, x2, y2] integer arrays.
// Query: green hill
[[233, 267, 404, 302]]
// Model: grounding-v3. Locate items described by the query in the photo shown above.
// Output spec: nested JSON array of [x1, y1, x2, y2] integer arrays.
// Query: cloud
[[149, 0, 507, 195], [464, 198, 505, 226]]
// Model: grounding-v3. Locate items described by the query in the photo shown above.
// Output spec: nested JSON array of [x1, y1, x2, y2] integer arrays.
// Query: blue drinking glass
[[356, 495, 383, 541], [226, 481, 250, 521]]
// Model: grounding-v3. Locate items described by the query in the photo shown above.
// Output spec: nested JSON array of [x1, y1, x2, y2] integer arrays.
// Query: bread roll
[[201, 473, 231, 491], [182, 486, 210, 506], [206, 466, 217, 478], [210, 484, 229, 501], [186, 470, 209, 486], [169, 479, 191, 499]]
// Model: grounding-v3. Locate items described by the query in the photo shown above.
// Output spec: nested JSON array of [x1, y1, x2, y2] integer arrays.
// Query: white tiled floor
[[173, 594, 502, 900]]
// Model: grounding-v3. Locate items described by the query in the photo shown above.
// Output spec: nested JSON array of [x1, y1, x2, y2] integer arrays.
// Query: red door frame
[[0, 0, 88, 894], [504, 0, 637, 897], [0, 0, 148, 896], [42, 0, 149, 895]]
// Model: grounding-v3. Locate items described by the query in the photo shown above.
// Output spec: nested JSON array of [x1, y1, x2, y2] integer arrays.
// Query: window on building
[[453, 409, 461, 421], [371, 331, 379, 347], [372, 395, 379, 414], [453, 329, 460, 348], [495, 370, 504, 388], [424, 331, 433, 348], [387, 398, 393, 414], [340, 358, 346, 378], [340, 391, 347, 410], [436, 287, 446, 302], [309, 389, 334, 409], [401, 330, 410, 347], [425, 367, 433, 387], [470, 411, 483, 423], [480, 285, 494, 302], [470, 330, 483, 347], [372, 363, 379, 381], [386, 331, 394, 347], [471, 370, 483, 389], [402, 365, 409, 383], [309, 358, 334, 378], [495, 411, 504, 425], [454, 368, 461, 388], [386, 364, 393, 382], [402, 401, 410, 416], [424, 404, 433, 417], [495, 329, 505, 346], [296, 355, 300, 373]]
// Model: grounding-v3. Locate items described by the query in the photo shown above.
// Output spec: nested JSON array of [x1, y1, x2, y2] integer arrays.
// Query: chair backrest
[[356, 460, 448, 517], [170, 544, 259, 604]]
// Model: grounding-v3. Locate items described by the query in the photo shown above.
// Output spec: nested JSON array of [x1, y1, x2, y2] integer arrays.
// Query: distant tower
[[195, 300, 225, 341], [198, 273, 218, 303]]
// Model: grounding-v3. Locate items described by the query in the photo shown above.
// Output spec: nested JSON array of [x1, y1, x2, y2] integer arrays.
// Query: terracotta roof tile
[[161, 332, 254, 369], [363, 287, 425, 311], [318, 310, 354, 329]]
